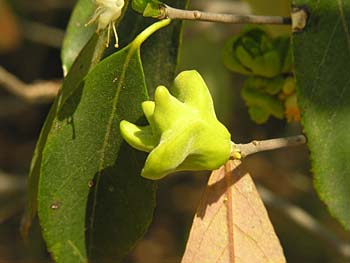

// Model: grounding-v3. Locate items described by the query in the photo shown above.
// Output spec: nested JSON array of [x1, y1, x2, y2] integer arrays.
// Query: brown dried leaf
[[182, 160, 286, 263]]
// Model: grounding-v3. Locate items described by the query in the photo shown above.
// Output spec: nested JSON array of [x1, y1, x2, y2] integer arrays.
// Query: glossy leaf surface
[[23, 34, 106, 236], [292, 0, 350, 229], [38, 21, 171, 263], [29, 1, 188, 261]]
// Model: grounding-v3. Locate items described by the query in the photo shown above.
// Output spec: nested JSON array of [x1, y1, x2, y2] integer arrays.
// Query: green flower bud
[[120, 70, 232, 180], [223, 28, 282, 78]]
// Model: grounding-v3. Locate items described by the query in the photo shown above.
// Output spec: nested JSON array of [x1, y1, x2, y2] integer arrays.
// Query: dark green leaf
[[22, 34, 106, 236], [21, 0, 168, 235], [292, 0, 350, 229], [28, 0, 187, 258], [38, 20, 173, 263]]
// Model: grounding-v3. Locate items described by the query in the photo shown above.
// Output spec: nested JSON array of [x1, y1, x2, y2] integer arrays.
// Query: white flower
[[86, 0, 125, 47]]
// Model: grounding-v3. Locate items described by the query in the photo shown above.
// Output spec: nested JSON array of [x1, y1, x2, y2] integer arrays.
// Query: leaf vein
[[311, 17, 341, 95], [189, 200, 225, 262], [233, 223, 270, 261], [89, 47, 136, 249], [67, 239, 86, 263]]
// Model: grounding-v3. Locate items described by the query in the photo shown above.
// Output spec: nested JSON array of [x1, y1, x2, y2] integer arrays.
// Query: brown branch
[[159, 5, 291, 25], [0, 66, 60, 103], [235, 135, 307, 158]]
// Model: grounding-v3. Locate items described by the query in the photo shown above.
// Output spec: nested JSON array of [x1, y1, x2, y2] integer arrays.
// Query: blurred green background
[[0, 0, 349, 262]]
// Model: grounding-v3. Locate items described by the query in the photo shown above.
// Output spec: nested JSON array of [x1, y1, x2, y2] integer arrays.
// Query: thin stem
[[235, 135, 306, 158], [159, 5, 291, 25], [132, 19, 171, 49]]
